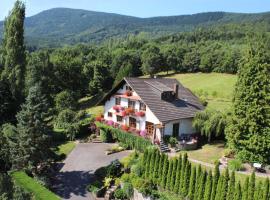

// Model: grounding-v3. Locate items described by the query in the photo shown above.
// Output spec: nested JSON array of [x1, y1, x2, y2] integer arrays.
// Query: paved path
[[53, 143, 131, 200]]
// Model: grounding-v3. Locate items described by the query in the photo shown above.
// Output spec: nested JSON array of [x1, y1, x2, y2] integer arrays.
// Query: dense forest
[[0, 8, 270, 48], [0, 1, 269, 199]]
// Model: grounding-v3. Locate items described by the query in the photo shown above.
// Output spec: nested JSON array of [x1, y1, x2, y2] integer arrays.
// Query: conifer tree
[[226, 43, 270, 163], [147, 149, 155, 178], [142, 149, 149, 168], [242, 177, 249, 200], [144, 149, 152, 177], [227, 171, 235, 200], [234, 182, 242, 200], [157, 153, 165, 183], [248, 171, 255, 200], [194, 165, 202, 199], [188, 165, 197, 200], [174, 155, 182, 193], [197, 170, 206, 200], [220, 168, 229, 200], [179, 153, 187, 194], [182, 162, 191, 196], [1, 0, 26, 104], [153, 150, 160, 182], [14, 84, 50, 172], [169, 158, 177, 191], [262, 178, 269, 200], [161, 155, 169, 188], [204, 170, 212, 200], [166, 159, 173, 190], [211, 163, 220, 200], [215, 175, 224, 200], [254, 181, 263, 200]]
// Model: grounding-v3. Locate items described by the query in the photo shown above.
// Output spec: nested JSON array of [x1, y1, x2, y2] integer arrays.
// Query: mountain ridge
[[0, 8, 269, 47]]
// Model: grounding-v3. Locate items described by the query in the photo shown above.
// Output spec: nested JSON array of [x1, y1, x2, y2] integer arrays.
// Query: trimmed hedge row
[[95, 122, 152, 152], [10, 171, 60, 200]]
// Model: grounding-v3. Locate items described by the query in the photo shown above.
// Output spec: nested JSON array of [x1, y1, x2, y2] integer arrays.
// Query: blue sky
[[1, 0, 270, 20]]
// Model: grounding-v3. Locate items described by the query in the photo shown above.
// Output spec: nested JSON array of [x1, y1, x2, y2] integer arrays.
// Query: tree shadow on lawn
[[52, 170, 97, 199]]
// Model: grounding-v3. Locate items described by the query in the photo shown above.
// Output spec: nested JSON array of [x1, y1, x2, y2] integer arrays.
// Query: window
[[117, 115, 123, 122], [115, 97, 121, 105], [128, 99, 136, 109], [126, 85, 132, 91], [108, 112, 112, 117], [129, 117, 136, 128], [140, 102, 146, 111]]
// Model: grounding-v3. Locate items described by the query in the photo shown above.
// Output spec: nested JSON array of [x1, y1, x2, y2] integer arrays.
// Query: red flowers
[[121, 125, 129, 131], [135, 111, 145, 117], [124, 90, 132, 96], [125, 107, 134, 115]]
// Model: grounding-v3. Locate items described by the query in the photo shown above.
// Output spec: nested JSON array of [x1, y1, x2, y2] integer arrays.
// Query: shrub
[[228, 159, 243, 171], [223, 149, 235, 158], [114, 188, 127, 200], [96, 122, 152, 152], [55, 90, 77, 111], [169, 137, 178, 147], [88, 181, 102, 193], [55, 109, 77, 129], [100, 129, 113, 143], [123, 182, 134, 198]]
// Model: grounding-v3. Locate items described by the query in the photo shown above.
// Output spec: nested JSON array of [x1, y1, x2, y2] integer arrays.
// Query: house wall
[[104, 83, 160, 131], [164, 118, 196, 136]]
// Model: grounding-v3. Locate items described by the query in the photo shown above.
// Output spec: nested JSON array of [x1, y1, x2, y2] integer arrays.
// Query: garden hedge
[[95, 122, 152, 152]]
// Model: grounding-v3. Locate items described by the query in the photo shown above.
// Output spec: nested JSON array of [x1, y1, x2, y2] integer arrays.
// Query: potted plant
[[125, 107, 134, 115], [168, 137, 178, 148], [124, 90, 132, 96]]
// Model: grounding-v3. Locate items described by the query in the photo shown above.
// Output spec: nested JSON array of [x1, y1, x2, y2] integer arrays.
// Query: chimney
[[173, 83, 179, 99]]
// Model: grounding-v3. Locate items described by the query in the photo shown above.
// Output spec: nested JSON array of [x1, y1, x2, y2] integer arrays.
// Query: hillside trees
[[14, 84, 51, 172], [226, 42, 270, 163], [1, 0, 26, 105]]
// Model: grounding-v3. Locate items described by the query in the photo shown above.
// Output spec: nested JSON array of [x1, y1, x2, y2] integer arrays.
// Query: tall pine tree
[[188, 165, 197, 200], [13, 84, 51, 172], [1, 0, 26, 104], [227, 171, 235, 200], [234, 182, 242, 200], [204, 170, 212, 200], [226, 42, 270, 163], [211, 163, 220, 200], [174, 155, 182, 193]]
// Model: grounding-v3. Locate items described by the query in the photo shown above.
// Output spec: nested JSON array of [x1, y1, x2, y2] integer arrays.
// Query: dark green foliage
[[141, 45, 163, 77], [1, 0, 26, 104], [234, 182, 242, 200], [226, 42, 270, 163], [173, 155, 182, 193], [248, 172, 255, 200], [96, 122, 152, 152], [211, 163, 220, 200], [193, 109, 227, 142], [14, 84, 51, 171], [122, 182, 134, 199], [55, 90, 77, 111], [227, 171, 235, 200], [179, 153, 188, 194], [204, 170, 212, 200], [100, 129, 113, 143], [148, 149, 156, 180], [157, 153, 165, 184], [0, 80, 15, 124], [114, 188, 127, 200]]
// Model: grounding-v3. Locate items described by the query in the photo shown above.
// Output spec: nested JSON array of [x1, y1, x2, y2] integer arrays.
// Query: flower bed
[[95, 122, 152, 152]]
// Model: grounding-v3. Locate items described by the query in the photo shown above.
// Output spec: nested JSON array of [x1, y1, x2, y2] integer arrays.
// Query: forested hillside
[[0, 8, 270, 47]]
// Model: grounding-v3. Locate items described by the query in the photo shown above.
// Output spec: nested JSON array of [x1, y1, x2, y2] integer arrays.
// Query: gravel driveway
[[53, 143, 131, 200]]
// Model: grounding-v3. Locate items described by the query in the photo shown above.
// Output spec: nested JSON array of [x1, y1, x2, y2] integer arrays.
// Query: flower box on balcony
[[120, 111, 127, 117], [125, 107, 134, 115], [135, 111, 145, 117], [113, 105, 123, 112], [121, 125, 129, 131], [124, 90, 132, 96]]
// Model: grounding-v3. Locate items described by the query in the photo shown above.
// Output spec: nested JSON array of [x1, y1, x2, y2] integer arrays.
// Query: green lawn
[[181, 141, 225, 164], [55, 141, 76, 157], [11, 171, 60, 200], [167, 73, 237, 111]]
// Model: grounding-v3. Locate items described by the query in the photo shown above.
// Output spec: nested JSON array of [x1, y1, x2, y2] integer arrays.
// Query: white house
[[98, 77, 204, 143]]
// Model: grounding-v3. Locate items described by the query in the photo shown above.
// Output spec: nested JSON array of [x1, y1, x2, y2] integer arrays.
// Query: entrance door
[[172, 123, 180, 138], [146, 121, 154, 136], [129, 117, 136, 128]]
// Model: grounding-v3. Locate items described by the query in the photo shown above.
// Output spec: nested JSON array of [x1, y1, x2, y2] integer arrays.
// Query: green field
[[11, 171, 60, 200], [166, 73, 237, 111]]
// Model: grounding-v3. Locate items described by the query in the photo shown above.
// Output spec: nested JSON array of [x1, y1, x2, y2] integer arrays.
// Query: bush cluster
[[96, 122, 152, 152]]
